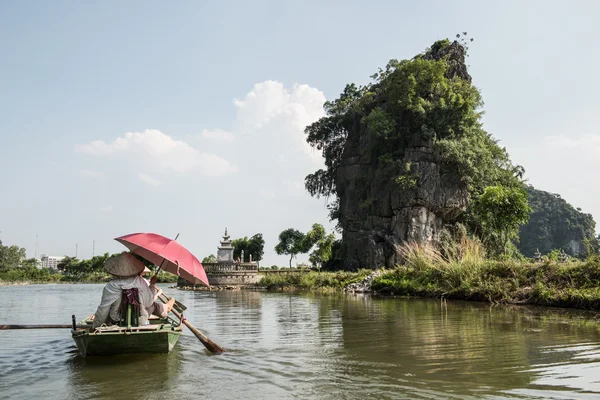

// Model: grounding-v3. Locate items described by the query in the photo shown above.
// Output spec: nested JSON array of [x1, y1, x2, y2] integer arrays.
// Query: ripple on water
[[3, 287, 600, 399]]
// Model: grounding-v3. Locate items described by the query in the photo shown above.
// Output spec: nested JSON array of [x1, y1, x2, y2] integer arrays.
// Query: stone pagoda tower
[[217, 227, 235, 263]]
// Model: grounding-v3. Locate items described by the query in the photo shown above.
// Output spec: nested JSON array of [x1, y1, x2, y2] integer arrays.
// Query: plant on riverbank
[[0, 266, 63, 283], [372, 241, 600, 310], [0, 266, 178, 284], [258, 270, 371, 291]]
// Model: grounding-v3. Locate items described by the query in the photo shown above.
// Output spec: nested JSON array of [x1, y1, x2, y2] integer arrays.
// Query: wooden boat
[[71, 303, 183, 357]]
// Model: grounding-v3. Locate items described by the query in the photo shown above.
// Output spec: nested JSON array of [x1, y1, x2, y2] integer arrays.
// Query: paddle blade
[[183, 319, 225, 354], [158, 293, 224, 354]]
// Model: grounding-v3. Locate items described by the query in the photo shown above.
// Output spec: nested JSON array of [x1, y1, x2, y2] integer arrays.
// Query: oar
[[0, 324, 89, 330], [158, 293, 224, 354], [171, 299, 186, 313], [153, 287, 187, 313]]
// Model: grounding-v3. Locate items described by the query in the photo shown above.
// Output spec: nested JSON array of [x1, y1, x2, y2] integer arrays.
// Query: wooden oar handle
[[0, 324, 89, 330]]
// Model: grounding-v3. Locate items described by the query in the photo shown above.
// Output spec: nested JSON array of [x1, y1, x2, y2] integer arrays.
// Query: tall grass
[[373, 239, 600, 310], [398, 237, 486, 291]]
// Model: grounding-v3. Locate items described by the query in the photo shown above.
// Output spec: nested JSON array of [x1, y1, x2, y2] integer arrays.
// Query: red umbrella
[[114, 232, 210, 287]]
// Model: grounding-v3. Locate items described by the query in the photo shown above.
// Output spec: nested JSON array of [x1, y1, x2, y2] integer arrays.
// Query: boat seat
[[119, 288, 141, 328]]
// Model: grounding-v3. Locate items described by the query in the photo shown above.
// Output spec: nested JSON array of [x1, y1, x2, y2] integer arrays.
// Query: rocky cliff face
[[518, 186, 598, 258], [336, 42, 472, 269]]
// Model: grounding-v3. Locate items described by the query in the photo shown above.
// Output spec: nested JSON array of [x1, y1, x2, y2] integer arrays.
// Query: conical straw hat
[[104, 252, 145, 277]]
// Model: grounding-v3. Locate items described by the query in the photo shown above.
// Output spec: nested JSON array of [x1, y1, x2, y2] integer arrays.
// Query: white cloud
[[138, 172, 162, 186], [76, 129, 238, 176], [232, 81, 326, 162], [202, 129, 235, 142], [67, 80, 334, 267]]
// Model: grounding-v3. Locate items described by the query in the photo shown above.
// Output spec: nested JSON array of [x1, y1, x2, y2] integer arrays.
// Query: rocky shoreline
[[343, 270, 383, 294]]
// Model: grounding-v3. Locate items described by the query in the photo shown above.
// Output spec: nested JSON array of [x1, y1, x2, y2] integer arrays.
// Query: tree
[[202, 254, 217, 263], [470, 185, 531, 256], [88, 253, 111, 273], [58, 256, 81, 275], [302, 224, 326, 250], [21, 258, 40, 269], [309, 233, 335, 271], [246, 234, 265, 264], [0, 240, 27, 270], [232, 237, 247, 261], [274, 229, 306, 268], [275, 224, 326, 268], [233, 233, 265, 263]]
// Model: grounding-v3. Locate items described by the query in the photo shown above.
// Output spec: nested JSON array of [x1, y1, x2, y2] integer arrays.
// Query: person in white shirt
[[90, 252, 174, 328]]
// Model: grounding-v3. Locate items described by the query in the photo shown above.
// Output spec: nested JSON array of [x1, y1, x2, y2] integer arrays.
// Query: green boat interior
[[72, 289, 183, 335]]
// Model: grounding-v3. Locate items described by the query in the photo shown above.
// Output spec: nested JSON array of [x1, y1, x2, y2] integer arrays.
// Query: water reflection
[[64, 348, 184, 400], [335, 295, 600, 398], [2, 285, 600, 399]]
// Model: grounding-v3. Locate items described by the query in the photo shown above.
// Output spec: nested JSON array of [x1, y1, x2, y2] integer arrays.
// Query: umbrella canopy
[[115, 232, 210, 287]]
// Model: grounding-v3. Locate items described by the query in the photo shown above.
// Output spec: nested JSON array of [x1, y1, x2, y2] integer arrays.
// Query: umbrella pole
[[153, 259, 167, 277], [152, 233, 180, 278]]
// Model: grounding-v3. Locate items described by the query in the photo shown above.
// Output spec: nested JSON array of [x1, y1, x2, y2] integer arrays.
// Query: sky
[[1, 1, 599, 266]]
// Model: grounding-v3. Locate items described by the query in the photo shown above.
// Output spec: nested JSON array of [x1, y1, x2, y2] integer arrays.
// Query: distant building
[[216, 228, 235, 263], [40, 254, 65, 270]]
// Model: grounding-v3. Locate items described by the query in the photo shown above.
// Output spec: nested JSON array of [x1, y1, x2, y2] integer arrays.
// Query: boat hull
[[71, 324, 182, 357]]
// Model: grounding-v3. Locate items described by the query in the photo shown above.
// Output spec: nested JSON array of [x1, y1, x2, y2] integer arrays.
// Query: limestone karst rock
[[336, 42, 472, 269]]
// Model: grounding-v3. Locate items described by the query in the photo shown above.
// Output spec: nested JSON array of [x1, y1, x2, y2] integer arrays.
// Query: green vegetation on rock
[[518, 185, 598, 258], [304, 35, 528, 267]]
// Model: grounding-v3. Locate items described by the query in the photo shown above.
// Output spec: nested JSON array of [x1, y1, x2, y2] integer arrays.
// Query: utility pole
[[92, 240, 95, 257], [75, 243, 78, 258]]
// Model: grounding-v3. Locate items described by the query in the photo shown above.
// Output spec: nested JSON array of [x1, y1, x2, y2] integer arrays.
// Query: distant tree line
[[0, 240, 35, 270]]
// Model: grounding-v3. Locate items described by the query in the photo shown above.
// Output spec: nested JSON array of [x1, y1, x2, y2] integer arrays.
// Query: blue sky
[[1, 1, 599, 265]]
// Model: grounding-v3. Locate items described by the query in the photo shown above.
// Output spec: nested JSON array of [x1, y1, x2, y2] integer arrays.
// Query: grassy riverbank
[[0, 267, 179, 284], [257, 241, 600, 311], [372, 243, 600, 310], [258, 270, 371, 291]]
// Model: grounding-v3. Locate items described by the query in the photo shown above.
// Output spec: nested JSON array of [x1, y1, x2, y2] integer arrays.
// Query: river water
[[1, 284, 600, 399]]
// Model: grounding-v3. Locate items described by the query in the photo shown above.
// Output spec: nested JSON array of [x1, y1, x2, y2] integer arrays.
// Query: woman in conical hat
[[103, 252, 145, 277], [90, 252, 174, 328], [91, 253, 153, 327]]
